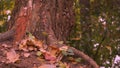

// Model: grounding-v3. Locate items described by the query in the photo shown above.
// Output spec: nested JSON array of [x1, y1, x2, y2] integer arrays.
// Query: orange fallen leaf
[[34, 40, 43, 48], [19, 44, 27, 50]]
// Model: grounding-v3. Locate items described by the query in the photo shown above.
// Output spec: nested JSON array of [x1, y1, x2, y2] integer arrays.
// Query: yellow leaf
[[36, 51, 42, 56]]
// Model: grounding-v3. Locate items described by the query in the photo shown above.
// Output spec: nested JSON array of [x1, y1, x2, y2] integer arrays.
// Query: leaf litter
[[0, 36, 84, 68]]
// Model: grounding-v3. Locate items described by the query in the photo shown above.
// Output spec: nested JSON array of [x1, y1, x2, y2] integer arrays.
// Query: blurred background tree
[[0, 0, 120, 67], [69, 0, 120, 67], [0, 0, 15, 32]]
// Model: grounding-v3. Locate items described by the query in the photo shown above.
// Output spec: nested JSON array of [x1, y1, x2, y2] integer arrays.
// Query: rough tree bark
[[6, 0, 74, 43], [0, 0, 99, 68]]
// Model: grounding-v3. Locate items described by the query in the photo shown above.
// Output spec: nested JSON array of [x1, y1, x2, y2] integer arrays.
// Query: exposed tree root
[[0, 29, 15, 42], [0, 31, 99, 68], [69, 47, 99, 68]]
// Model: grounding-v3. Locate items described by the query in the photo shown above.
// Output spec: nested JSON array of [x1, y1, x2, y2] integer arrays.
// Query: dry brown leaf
[[39, 48, 56, 61], [37, 57, 45, 62], [6, 49, 20, 63], [44, 52, 56, 61], [34, 40, 43, 48], [49, 48, 59, 56], [19, 44, 27, 50], [20, 39, 27, 45]]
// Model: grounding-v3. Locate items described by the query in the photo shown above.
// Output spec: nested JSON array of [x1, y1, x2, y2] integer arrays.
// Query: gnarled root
[[0, 29, 15, 42]]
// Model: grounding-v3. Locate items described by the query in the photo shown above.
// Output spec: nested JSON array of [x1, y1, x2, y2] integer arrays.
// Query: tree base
[[0, 37, 99, 68]]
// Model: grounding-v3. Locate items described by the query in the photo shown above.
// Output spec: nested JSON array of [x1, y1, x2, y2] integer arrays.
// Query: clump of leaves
[[17, 36, 83, 68]]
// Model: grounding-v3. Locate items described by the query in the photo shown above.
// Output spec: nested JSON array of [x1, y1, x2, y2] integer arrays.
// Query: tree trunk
[[0, 0, 99, 68], [6, 0, 75, 43]]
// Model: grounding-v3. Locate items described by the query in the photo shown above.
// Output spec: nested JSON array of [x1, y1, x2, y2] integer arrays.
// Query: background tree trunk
[[79, 0, 94, 57]]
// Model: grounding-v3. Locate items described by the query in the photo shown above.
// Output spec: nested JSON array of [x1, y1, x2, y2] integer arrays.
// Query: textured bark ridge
[[0, 0, 32, 42], [0, 0, 99, 68]]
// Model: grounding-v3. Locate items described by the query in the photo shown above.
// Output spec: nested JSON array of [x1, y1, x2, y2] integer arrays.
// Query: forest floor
[[0, 37, 89, 68], [0, 42, 42, 68]]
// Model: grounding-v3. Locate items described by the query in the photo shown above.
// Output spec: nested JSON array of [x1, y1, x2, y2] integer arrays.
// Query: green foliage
[[0, 0, 15, 32], [69, 0, 120, 67]]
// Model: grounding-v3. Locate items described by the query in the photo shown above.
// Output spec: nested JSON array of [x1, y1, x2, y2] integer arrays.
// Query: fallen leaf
[[42, 32, 48, 36], [35, 40, 43, 48], [6, 49, 20, 63], [27, 32, 35, 39], [28, 46, 34, 51], [39, 48, 56, 61], [19, 44, 28, 51], [20, 39, 27, 45], [68, 57, 75, 61], [23, 53, 30, 57], [59, 46, 68, 51], [58, 61, 66, 68], [39, 48, 46, 53], [58, 41, 64, 44], [64, 63, 70, 68], [49, 48, 59, 56], [36, 51, 42, 56], [75, 58, 81, 63], [37, 57, 45, 62], [26, 39, 35, 46], [61, 50, 68, 56], [44, 52, 56, 61]]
